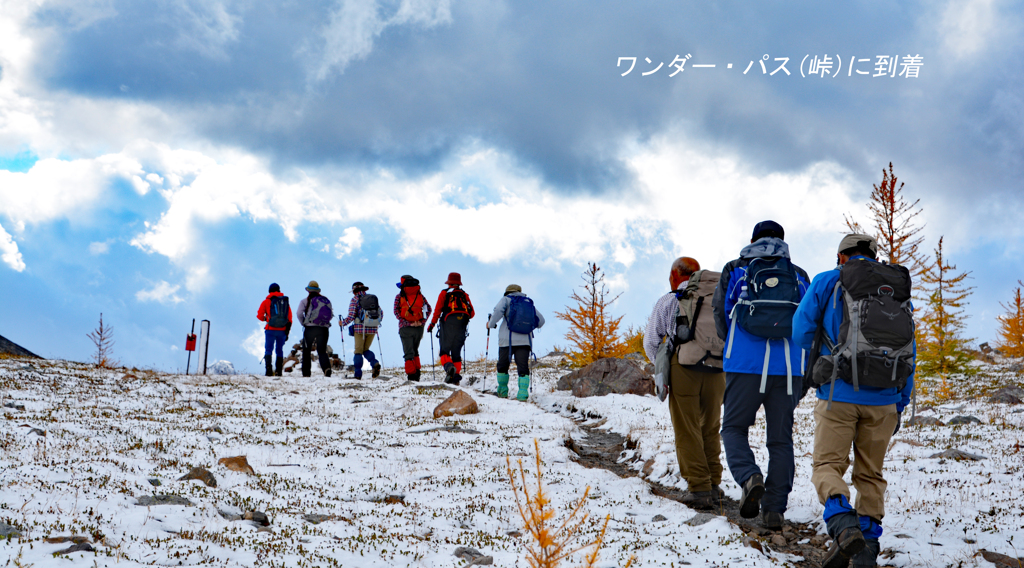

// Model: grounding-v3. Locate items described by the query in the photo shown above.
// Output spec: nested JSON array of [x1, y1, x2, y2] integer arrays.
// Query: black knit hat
[[269, 283, 280, 293]]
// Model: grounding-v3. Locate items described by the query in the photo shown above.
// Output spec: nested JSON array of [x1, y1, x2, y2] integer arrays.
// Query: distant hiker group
[[256, 274, 544, 399], [647, 221, 914, 568]]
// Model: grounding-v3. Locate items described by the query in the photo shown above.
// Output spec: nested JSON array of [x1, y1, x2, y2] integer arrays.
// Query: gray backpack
[[811, 259, 915, 405], [675, 270, 725, 370]]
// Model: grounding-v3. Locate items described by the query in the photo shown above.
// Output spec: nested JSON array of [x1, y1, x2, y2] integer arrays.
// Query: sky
[[1, 0, 1022, 373]]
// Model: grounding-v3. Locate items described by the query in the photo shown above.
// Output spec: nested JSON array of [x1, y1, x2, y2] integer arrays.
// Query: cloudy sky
[[1, 0, 1022, 372]]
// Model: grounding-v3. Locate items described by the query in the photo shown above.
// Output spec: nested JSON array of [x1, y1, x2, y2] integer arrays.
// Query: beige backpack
[[675, 270, 725, 369]]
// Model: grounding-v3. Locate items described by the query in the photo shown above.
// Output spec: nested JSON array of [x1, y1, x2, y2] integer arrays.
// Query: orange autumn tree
[[996, 281, 1024, 358], [917, 237, 977, 389], [844, 162, 928, 284], [555, 263, 629, 367]]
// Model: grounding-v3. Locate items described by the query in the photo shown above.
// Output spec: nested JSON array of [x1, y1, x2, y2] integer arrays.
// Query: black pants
[[439, 314, 469, 365], [399, 326, 424, 360], [497, 345, 531, 377], [301, 326, 330, 377]]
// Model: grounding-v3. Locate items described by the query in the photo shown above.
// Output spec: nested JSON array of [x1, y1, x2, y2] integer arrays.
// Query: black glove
[[893, 412, 903, 436], [427, 324, 434, 333]]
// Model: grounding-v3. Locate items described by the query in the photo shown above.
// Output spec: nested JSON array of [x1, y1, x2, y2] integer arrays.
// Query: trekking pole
[[377, 331, 385, 370], [483, 328, 490, 392], [430, 329, 436, 382]]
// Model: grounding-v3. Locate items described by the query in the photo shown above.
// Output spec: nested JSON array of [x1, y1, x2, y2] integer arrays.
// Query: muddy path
[[560, 406, 833, 567]]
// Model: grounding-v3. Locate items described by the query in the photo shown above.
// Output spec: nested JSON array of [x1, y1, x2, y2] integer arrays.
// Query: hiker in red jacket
[[257, 283, 292, 376], [427, 272, 475, 385], [393, 275, 431, 382]]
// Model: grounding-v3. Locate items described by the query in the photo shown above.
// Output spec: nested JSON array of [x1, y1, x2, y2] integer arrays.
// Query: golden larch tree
[[996, 281, 1024, 358], [916, 237, 977, 386], [845, 162, 928, 280], [555, 263, 629, 367]]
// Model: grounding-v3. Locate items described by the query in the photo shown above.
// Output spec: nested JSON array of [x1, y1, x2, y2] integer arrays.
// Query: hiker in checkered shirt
[[338, 282, 382, 380]]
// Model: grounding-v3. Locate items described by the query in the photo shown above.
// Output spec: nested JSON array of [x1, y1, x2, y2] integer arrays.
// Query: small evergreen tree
[[996, 281, 1024, 358], [917, 237, 976, 387], [555, 263, 629, 367]]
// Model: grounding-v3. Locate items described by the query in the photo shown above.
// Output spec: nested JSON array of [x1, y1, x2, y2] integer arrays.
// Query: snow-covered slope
[[1, 355, 1022, 567]]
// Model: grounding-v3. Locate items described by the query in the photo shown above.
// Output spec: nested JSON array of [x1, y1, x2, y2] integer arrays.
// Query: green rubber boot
[[496, 373, 510, 398], [517, 375, 530, 401]]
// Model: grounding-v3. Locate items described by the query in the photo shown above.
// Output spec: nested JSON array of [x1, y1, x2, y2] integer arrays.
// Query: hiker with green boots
[[394, 275, 431, 381], [486, 284, 544, 400], [338, 282, 383, 380], [427, 272, 475, 385], [257, 283, 292, 376], [646, 257, 726, 510], [296, 280, 334, 378]]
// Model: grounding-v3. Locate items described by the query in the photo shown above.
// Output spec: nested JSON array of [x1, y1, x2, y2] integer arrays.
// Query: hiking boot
[[496, 373, 509, 398], [409, 370, 421, 382], [680, 491, 718, 510], [264, 359, 273, 377], [739, 473, 765, 519], [371, 363, 382, 378], [452, 373, 463, 385], [444, 366, 458, 384], [324, 367, 332, 378], [851, 538, 880, 567], [274, 358, 284, 377], [760, 510, 784, 531], [517, 375, 530, 401], [712, 484, 724, 499], [822, 514, 867, 568]]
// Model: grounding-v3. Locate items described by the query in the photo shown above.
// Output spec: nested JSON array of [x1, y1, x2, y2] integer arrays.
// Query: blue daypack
[[733, 256, 801, 339], [506, 296, 539, 334]]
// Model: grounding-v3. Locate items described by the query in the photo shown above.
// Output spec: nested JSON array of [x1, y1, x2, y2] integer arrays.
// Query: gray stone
[[988, 386, 1024, 404], [208, 360, 236, 375], [928, 449, 987, 461], [948, 415, 982, 425], [3, 402, 24, 411], [55, 542, 94, 555], [178, 467, 217, 488], [28, 428, 46, 436], [685, 513, 717, 526], [908, 415, 945, 427], [303, 514, 332, 524], [770, 534, 787, 548], [218, 510, 241, 521], [0, 522, 22, 538], [136, 494, 193, 506], [244, 511, 270, 526], [147, 478, 161, 487], [454, 546, 494, 566], [555, 358, 655, 397], [652, 514, 668, 522]]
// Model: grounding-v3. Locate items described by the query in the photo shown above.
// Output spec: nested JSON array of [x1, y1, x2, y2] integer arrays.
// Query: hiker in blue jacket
[[792, 234, 914, 568], [712, 220, 810, 530]]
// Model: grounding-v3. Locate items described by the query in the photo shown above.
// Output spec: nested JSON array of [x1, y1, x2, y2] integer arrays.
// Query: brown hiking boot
[[680, 491, 719, 510], [739, 473, 765, 519], [371, 363, 381, 378]]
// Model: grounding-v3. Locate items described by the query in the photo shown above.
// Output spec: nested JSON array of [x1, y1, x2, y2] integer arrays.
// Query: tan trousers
[[353, 333, 375, 354], [811, 399, 898, 521], [668, 360, 726, 493]]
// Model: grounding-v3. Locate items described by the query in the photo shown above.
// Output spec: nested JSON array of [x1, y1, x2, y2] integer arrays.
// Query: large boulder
[[208, 360, 236, 375], [556, 358, 654, 397], [433, 390, 480, 418]]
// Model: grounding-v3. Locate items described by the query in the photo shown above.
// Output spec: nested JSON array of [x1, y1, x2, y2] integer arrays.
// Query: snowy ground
[[1, 354, 1022, 567]]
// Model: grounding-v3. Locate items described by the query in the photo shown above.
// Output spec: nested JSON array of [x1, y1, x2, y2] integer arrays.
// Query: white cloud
[[242, 323, 266, 359], [0, 221, 25, 271], [136, 281, 184, 304], [938, 0, 998, 57], [88, 240, 110, 255], [334, 226, 363, 258], [311, 0, 452, 81]]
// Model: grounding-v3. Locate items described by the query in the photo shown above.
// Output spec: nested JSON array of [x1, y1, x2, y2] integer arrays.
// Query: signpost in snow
[[196, 320, 211, 375], [185, 319, 196, 375]]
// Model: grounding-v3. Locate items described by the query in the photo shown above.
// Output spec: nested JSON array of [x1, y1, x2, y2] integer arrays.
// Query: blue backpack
[[732, 256, 801, 339], [506, 296, 539, 334]]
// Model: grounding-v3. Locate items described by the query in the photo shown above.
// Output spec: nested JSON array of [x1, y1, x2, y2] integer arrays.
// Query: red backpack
[[441, 288, 471, 319], [399, 286, 426, 322]]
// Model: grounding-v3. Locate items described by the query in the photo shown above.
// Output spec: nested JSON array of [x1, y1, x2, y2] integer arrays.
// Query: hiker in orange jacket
[[427, 272, 475, 385], [257, 283, 292, 376]]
